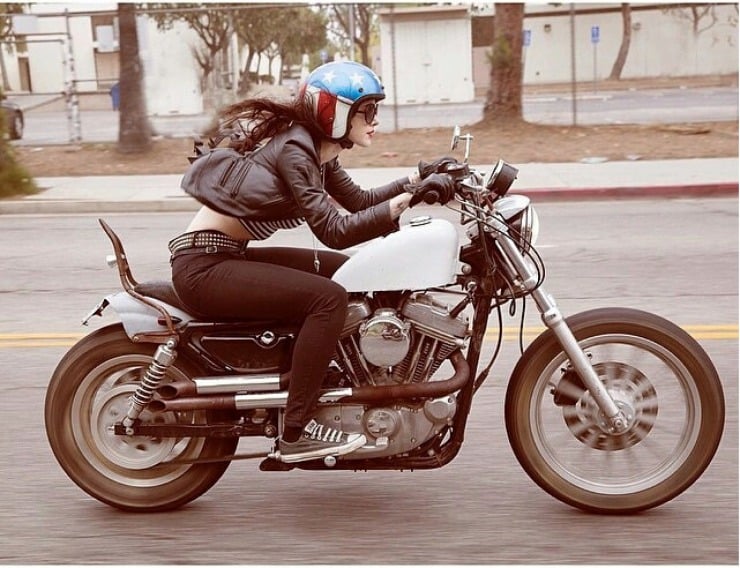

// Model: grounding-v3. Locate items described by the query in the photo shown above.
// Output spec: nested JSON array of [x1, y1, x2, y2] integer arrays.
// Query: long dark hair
[[218, 96, 325, 153]]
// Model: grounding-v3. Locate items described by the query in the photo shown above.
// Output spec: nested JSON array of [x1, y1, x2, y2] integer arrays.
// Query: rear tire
[[45, 324, 238, 512], [505, 308, 724, 513]]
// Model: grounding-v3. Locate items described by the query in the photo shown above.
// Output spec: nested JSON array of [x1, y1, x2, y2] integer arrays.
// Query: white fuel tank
[[332, 217, 459, 292]]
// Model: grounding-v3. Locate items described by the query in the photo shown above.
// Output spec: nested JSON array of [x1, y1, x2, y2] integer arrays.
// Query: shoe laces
[[304, 419, 345, 443]]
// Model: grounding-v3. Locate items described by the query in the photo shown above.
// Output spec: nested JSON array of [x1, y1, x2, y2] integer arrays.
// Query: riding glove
[[418, 156, 459, 179], [405, 173, 456, 207]]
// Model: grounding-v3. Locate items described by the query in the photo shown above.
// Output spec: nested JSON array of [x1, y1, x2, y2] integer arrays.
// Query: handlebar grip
[[423, 190, 440, 204]]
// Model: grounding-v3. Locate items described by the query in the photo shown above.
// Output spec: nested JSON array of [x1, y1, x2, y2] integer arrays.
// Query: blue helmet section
[[305, 60, 384, 104], [300, 61, 385, 141]]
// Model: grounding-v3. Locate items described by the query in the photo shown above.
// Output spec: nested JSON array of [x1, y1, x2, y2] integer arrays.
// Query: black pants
[[171, 247, 349, 431]]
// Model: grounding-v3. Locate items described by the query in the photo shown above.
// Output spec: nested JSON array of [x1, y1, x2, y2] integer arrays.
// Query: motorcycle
[[45, 127, 725, 514]]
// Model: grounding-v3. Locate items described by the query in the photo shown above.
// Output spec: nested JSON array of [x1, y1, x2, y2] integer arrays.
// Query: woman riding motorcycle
[[169, 60, 455, 463]]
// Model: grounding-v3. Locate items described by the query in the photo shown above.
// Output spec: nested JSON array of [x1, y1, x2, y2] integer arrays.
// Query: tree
[[327, 4, 377, 65], [147, 3, 232, 92], [232, 7, 276, 93], [148, 4, 326, 96], [233, 6, 326, 93], [117, 3, 151, 153], [0, 3, 24, 91], [273, 7, 326, 82], [484, 3, 524, 121], [663, 4, 719, 35], [609, 3, 632, 80]]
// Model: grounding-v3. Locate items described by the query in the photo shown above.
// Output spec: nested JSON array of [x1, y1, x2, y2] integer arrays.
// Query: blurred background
[[0, 3, 737, 133]]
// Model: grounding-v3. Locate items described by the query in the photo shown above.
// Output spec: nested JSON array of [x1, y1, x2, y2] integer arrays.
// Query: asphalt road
[[523, 84, 739, 125], [0, 199, 737, 563]]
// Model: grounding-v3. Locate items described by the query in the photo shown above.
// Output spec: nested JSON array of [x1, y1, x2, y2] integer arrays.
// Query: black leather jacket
[[234, 124, 407, 250]]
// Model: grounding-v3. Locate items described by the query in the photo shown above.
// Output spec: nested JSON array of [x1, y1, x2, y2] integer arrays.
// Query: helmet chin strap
[[339, 138, 354, 150]]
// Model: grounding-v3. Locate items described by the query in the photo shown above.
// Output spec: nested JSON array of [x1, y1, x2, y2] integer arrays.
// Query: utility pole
[[389, 5, 398, 132], [569, 4, 577, 126], [348, 4, 355, 61], [64, 9, 82, 143]]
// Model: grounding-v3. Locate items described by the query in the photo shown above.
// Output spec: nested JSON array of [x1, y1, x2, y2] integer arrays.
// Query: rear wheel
[[505, 308, 724, 513], [45, 324, 238, 512]]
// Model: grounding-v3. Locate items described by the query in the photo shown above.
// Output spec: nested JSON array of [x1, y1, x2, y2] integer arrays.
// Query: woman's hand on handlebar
[[418, 156, 460, 179], [404, 173, 456, 207]]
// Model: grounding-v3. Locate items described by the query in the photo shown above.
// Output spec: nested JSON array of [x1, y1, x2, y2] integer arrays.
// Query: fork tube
[[495, 233, 626, 430], [529, 287, 623, 425]]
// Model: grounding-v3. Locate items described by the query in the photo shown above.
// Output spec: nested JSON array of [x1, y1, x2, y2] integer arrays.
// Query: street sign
[[591, 25, 600, 44], [523, 29, 532, 47]]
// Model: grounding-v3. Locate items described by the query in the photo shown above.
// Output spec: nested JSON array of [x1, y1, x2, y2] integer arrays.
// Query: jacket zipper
[[230, 160, 253, 197], [218, 159, 238, 189]]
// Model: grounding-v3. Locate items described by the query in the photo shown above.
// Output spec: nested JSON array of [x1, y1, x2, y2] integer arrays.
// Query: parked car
[[1, 98, 24, 140]]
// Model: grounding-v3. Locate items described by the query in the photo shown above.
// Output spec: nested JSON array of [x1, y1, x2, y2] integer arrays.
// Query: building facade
[[1, 3, 737, 115]]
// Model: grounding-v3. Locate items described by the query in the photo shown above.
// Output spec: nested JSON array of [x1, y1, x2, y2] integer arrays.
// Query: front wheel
[[505, 308, 724, 514], [45, 324, 239, 512]]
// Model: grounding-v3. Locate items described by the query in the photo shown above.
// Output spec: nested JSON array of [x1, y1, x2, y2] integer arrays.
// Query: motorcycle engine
[[337, 293, 469, 387], [320, 293, 469, 458]]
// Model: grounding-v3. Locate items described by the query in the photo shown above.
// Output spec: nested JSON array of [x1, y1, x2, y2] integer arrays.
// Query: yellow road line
[[487, 324, 739, 341], [0, 324, 736, 349]]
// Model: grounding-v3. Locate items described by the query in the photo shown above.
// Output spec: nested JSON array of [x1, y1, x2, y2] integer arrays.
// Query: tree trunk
[[0, 49, 11, 92], [609, 3, 632, 80], [117, 3, 151, 153], [238, 50, 256, 95], [484, 3, 524, 121]]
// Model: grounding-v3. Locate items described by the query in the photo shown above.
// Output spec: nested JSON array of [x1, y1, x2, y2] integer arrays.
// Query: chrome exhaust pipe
[[149, 388, 352, 413], [157, 373, 285, 399], [337, 350, 469, 404], [149, 351, 468, 413]]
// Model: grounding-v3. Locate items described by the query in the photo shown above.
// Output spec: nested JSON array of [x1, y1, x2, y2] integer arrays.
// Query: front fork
[[495, 232, 630, 433]]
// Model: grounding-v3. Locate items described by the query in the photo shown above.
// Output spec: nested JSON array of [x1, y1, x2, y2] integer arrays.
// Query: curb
[[0, 183, 736, 216], [517, 182, 739, 201], [0, 198, 200, 215]]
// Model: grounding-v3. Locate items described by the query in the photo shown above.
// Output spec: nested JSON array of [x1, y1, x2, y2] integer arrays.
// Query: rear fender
[[106, 291, 195, 339]]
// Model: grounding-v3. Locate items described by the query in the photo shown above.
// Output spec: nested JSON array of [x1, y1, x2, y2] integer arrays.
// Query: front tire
[[45, 324, 239, 512], [505, 308, 724, 514]]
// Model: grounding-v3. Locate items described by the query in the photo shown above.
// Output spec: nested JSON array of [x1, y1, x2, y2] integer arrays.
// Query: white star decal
[[323, 70, 336, 84], [350, 72, 364, 88]]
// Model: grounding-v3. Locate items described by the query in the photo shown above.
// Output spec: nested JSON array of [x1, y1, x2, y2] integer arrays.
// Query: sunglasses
[[357, 103, 379, 125]]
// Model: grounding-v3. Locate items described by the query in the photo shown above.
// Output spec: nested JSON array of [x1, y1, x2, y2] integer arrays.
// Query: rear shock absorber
[[121, 338, 178, 434]]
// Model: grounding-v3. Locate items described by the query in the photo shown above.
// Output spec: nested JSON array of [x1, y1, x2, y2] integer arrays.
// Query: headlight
[[492, 196, 539, 250], [517, 204, 539, 250]]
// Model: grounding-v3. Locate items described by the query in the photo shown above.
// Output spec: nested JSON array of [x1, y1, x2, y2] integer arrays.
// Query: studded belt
[[168, 230, 249, 256]]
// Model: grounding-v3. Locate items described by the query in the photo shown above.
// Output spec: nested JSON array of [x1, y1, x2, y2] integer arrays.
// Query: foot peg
[[263, 453, 340, 468]]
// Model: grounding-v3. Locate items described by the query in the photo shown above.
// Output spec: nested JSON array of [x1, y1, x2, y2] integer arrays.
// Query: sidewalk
[[0, 157, 736, 215]]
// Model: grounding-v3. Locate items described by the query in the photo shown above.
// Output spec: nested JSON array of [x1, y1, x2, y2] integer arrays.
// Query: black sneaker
[[277, 419, 366, 464]]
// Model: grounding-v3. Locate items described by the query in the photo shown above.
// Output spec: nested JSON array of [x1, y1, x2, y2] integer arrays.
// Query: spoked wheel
[[45, 324, 238, 512], [505, 308, 724, 514]]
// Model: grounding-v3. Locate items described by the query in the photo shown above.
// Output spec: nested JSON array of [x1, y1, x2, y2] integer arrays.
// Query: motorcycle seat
[[133, 280, 288, 328], [134, 280, 185, 311]]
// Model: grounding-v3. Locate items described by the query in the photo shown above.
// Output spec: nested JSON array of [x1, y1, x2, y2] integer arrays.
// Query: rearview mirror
[[450, 126, 461, 151], [450, 126, 472, 163]]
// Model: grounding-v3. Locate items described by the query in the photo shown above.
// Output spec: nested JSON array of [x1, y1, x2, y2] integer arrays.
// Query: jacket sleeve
[[276, 141, 400, 250], [323, 158, 408, 213]]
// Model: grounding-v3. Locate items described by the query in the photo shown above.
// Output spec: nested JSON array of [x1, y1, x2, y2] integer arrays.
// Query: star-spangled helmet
[[299, 60, 385, 142]]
